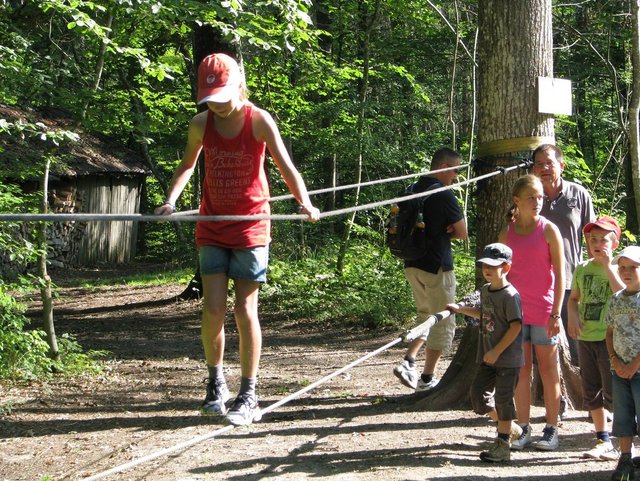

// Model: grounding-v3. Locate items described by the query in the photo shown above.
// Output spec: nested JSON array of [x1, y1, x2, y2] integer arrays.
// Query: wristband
[[163, 200, 175, 210], [550, 314, 561, 320]]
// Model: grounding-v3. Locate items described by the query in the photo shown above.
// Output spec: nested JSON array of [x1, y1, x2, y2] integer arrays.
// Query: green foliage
[[264, 227, 476, 329], [0, 285, 106, 381], [264, 237, 415, 328]]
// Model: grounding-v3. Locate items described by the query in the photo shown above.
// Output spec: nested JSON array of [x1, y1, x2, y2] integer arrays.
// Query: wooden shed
[[0, 105, 151, 266]]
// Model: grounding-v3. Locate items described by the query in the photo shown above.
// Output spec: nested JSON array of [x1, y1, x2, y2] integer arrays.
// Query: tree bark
[[39, 157, 59, 361], [630, 0, 640, 230], [336, 0, 380, 274], [415, 0, 561, 410]]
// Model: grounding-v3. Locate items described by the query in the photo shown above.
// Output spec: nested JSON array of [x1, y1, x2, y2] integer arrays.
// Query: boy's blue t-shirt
[[571, 259, 615, 342]]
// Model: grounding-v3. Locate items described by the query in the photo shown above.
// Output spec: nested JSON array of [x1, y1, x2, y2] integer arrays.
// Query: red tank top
[[195, 104, 270, 249]]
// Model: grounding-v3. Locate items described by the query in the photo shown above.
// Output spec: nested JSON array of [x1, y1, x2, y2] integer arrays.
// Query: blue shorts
[[199, 245, 269, 282], [611, 371, 640, 438], [522, 324, 559, 346]]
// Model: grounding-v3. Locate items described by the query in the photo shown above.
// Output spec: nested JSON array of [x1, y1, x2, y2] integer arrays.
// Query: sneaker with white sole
[[510, 424, 532, 450], [584, 440, 619, 461], [534, 425, 559, 451], [509, 422, 523, 443], [480, 437, 511, 463], [393, 360, 418, 389], [415, 376, 439, 392], [201, 378, 230, 416], [224, 393, 262, 426]]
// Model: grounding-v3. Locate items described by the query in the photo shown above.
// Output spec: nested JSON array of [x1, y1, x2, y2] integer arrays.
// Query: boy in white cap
[[448, 242, 523, 463], [605, 245, 640, 481], [156, 53, 319, 426], [567, 216, 624, 461]]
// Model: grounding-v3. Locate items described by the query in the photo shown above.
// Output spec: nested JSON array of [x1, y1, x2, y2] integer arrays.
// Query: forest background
[[0, 0, 638, 380]]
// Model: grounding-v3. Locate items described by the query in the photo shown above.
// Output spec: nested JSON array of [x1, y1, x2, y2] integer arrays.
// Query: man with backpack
[[393, 147, 468, 392]]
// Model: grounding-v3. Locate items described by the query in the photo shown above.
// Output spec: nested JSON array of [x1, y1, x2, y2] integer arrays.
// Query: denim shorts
[[199, 245, 269, 282], [611, 371, 640, 438], [522, 324, 559, 346]]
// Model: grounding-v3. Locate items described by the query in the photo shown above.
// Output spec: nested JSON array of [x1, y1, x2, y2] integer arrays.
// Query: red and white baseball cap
[[197, 53, 242, 104], [583, 216, 622, 240]]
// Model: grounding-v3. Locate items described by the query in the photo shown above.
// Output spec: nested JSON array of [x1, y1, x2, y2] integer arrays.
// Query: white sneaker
[[415, 376, 439, 392], [509, 422, 523, 443], [583, 440, 619, 461], [393, 360, 418, 389], [510, 424, 532, 450], [224, 394, 262, 426], [534, 425, 559, 451]]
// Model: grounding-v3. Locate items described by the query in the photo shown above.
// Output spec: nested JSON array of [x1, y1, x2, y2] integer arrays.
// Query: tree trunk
[[39, 157, 59, 361], [336, 0, 380, 274], [630, 0, 640, 230], [415, 0, 562, 410]]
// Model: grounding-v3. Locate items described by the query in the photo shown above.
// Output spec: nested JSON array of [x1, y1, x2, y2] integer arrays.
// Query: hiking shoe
[[509, 422, 523, 443], [415, 376, 439, 392], [612, 455, 635, 481], [393, 360, 418, 389], [510, 424, 532, 450], [583, 440, 619, 461], [534, 425, 559, 451], [224, 394, 262, 426], [201, 378, 230, 416], [480, 438, 511, 463]]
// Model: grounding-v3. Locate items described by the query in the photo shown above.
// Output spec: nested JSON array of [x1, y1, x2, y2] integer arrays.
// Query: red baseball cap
[[583, 216, 621, 239], [197, 53, 242, 104]]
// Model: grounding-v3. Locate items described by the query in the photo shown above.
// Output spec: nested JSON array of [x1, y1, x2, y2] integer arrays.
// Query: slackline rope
[[79, 310, 448, 481], [0, 162, 525, 223]]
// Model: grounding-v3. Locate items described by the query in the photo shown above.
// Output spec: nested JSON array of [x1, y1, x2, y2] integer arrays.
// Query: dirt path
[[0, 272, 620, 481]]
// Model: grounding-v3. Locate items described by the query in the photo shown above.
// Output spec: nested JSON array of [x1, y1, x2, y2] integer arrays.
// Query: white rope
[[175, 163, 470, 215], [0, 163, 524, 223], [316, 163, 525, 219], [79, 308, 450, 481]]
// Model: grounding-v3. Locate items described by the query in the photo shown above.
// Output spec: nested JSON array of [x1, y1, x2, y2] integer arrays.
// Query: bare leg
[[535, 343, 561, 426], [201, 273, 229, 367], [233, 278, 261, 379], [515, 342, 533, 425], [405, 338, 425, 360], [423, 348, 442, 376]]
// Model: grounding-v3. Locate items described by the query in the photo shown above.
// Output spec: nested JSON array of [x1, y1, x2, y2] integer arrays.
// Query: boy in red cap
[[567, 216, 624, 460], [156, 53, 319, 426]]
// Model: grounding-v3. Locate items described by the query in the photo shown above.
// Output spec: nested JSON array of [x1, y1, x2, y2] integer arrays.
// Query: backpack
[[386, 181, 437, 261]]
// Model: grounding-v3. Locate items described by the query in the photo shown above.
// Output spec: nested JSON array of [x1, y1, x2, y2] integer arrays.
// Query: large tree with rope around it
[[413, 0, 581, 410]]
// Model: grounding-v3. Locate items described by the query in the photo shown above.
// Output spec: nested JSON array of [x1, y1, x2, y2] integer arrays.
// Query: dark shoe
[[612, 455, 635, 481], [480, 438, 510, 463], [201, 378, 230, 416]]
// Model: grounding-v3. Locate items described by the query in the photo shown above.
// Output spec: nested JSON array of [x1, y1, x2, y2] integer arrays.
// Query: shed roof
[[0, 104, 150, 177]]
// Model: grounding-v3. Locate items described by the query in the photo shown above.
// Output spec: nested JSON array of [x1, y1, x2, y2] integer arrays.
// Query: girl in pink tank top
[[498, 174, 565, 450]]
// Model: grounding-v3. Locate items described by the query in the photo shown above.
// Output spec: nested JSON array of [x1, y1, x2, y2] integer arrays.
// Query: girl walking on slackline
[[156, 53, 319, 426]]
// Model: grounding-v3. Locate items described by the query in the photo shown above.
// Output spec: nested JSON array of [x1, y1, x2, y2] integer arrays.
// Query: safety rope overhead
[[175, 163, 469, 216], [0, 162, 526, 223]]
